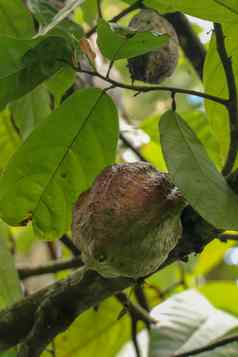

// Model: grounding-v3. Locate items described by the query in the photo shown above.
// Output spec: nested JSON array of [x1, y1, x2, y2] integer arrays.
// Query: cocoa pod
[[128, 9, 179, 84], [72, 162, 185, 278]]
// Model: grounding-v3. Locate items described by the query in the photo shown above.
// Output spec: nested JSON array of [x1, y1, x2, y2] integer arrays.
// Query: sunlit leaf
[[193, 239, 236, 277], [0, 88, 118, 240], [44, 297, 131, 357], [160, 110, 238, 230], [200, 281, 238, 317]]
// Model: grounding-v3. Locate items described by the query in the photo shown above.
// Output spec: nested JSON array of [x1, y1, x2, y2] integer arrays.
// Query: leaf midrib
[[32, 90, 105, 221]]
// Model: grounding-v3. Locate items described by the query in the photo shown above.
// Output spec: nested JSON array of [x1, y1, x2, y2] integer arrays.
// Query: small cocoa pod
[[128, 9, 179, 84], [72, 162, 185, 278]]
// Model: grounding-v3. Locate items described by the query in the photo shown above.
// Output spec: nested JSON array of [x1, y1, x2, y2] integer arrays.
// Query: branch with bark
[[0, 205, 217, 355]]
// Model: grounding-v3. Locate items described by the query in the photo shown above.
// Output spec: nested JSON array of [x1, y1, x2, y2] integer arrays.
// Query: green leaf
[[0, 0, 34, 38], [46, 66, 76, 107], [0, 110, 20, 171], [160, 110, 238, 230], [45, 297, 131, 357], [97, 19, 169, 61], [193, 239, 236, 277], [124, 0, 238, 23], [0, 36, 72, 110], [204, 25, 238, 167], [0, 88, 118, 240], [36, 0, 86, 37], [200, 281, 238, 317], [11, 84, 51, 140]]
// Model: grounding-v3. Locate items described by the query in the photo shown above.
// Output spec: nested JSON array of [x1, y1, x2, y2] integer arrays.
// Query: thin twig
[[214, 23, 238, 176], [119, 133, 146, 161], [18, 257, 84, 279], [60, 234, 81, 256], [218, 233, 238, 241], [86, 0, 142, 37], [97, 0, 103, 19], [77, 68, 228, 105], [173, 334, 238, 357], [116, 292, 157, 326], [131, 317, 141, 357]]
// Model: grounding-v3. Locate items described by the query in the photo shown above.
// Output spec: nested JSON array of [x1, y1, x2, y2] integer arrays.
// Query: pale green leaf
[[160, 110, 238, 230], [0, 88, 118, 240], [119, 290, 238, 357]]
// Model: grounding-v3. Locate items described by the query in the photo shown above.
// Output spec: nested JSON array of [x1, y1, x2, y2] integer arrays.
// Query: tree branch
[[0, 206, 217, 353], [76, 68, 227, 105], [60, 234, 81, 256], [164, 12, 206, 79], [174, 334, 238, 357], [214, 23, 238, 176], [18, 256, 83, 279]]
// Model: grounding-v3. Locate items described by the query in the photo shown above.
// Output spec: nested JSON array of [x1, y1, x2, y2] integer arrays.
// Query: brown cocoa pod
[[72, 162, 185, 278], [128, 9, 179, 84]]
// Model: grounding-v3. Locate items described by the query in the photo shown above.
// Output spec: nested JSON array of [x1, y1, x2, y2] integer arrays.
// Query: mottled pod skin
[[72, 163, 185, 278], [128, 9, 179, 84]]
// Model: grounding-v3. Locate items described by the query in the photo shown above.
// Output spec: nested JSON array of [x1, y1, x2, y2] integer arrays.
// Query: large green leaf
[[0, 110, 20, 171], [200, 281, 238, 317], [0, 0, 34, 37], [97, 19, 169, 61], [0, 36, 72, 110], [124, 0, 238, 23], [11, 84, 51, 140], [204, 25, 238, 167], [193, 239, 236, 277], [43, 297, 131, 357], [119, 290, 238, 357], [46, 66, 76, 107], [160, 110, 238, 230], [0, 88, 118, 240]]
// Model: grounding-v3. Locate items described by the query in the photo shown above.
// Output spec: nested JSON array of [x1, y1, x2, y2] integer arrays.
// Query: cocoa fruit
[[128, 9, 179, 84], [72, 162, 185, 278]]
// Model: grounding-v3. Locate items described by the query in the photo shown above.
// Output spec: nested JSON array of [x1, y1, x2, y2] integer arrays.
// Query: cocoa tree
[[1, 1, 238, 357]]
